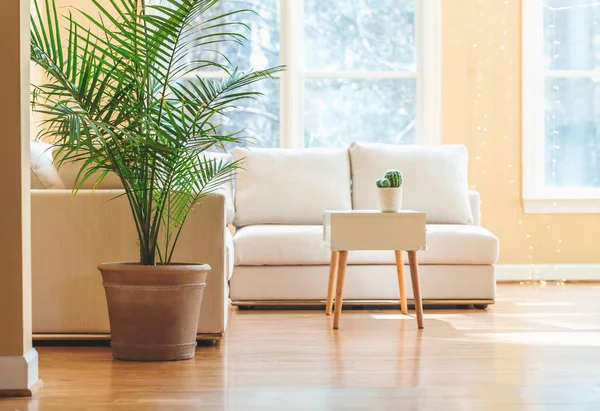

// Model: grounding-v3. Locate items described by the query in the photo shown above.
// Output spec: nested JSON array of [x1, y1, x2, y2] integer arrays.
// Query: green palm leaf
[[31, 0, 284, 265]]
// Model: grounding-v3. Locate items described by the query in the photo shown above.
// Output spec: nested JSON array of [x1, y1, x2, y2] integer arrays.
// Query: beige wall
[[31, 0, 116, 139], [443, 0, 600, 264], [0, 0, 32, 356]]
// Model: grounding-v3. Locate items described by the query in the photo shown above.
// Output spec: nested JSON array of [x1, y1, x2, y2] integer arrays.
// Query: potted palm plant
[[30, 0, 282, 361]]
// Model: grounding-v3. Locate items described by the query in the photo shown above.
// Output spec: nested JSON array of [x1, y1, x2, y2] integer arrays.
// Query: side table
[[323, 210, 427, 330]]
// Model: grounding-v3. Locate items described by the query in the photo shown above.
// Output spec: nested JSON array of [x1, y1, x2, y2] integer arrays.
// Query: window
[[523, 0, 600, 213], [188, 0, 440, 150]]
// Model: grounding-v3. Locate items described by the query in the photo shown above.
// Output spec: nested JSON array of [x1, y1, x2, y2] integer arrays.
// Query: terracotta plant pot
[[98, 263, 210, 362], [377, 187, 403, 212]]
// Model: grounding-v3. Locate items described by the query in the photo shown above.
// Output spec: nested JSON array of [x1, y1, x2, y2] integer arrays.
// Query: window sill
[[523, 198, 600, 214]]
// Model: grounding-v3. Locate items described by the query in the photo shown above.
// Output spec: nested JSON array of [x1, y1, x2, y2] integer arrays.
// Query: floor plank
[[2, 283, 600, 410]]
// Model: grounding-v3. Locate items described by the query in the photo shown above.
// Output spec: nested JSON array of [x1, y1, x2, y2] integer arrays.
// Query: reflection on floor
[[3, 283, 600, 410]]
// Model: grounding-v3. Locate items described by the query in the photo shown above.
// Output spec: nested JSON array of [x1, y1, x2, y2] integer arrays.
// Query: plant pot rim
[[377, 187, 403, 190], [98, 262, 211, 273]]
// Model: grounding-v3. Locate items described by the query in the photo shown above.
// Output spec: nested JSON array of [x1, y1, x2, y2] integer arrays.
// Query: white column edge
[[0, 348, 39, 390]]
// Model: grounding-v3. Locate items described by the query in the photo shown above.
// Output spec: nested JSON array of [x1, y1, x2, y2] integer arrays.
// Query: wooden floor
[[3, 283, 600, 410]]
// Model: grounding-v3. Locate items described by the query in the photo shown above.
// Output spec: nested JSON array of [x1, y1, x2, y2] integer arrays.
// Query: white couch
[[29, 141, 233, 340], [229, 143, 499, 307], [29, 141, 498, 340]]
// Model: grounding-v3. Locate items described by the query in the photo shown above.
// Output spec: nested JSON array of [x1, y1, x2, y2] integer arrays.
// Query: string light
[[471, 0, 541, 278], [469, 0, 571, 280]]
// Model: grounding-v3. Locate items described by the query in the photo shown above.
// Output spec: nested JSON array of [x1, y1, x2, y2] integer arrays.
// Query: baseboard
[[232, 299, 494, 307], [496, 264, 600, 282], [32, 333, 223, 342], [0, 380, 43, 398], [0, 348, 40, 397]]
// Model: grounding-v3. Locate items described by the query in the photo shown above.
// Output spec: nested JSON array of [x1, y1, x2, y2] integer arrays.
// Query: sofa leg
[[196, 340, 218, 347], [474, 304, 488, 310]]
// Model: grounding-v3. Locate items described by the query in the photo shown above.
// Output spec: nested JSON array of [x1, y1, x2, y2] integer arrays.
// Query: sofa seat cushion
[[233, 147, 352, 226], [234, 224, 499, 266]]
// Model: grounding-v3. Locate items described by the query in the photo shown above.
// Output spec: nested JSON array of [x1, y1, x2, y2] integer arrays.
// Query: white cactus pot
[[377, 187, 403, 213]]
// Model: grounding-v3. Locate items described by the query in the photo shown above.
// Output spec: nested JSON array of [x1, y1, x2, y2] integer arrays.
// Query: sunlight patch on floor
[[368, 313, 536, 331], [369, 311, 600, 333], [370, 314, 415, 320], [515, 302, 575, 306], [464, 332, 600, 346], [491, 313, 597, 318], [531, 318, 600, 330]]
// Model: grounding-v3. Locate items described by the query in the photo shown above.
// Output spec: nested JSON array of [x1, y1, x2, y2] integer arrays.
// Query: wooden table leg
[[394, 250, 408, 315], [326, 251, 340, 315], [407, 251, 424, 329], [333, 250, 349, 330]]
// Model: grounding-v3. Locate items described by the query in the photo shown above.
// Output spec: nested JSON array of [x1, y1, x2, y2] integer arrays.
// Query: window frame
[[522, 0, 600, 214], [190, 0, 441, 150]]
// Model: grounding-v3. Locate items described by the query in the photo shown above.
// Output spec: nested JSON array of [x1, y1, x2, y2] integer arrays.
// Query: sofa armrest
[[172, 191, 229, 334], [468, 190, 481, 226], [31, 189, 228, 335]]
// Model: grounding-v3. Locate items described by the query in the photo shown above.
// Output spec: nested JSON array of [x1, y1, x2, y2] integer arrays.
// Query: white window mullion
[[184, 72, 226, 80], [417, 0, 441, 146], [280, 0, 305, 149], [304, 71, 418, 79], [546, 70, 600, 78], [183, 72, 284, 81], [522, 0, 548, 201]]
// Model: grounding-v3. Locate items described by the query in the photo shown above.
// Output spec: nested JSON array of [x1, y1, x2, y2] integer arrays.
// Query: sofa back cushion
[[52, 149, 123, 190], [233, 147, 352, 226], [349, 142, 473, 224], [51, 148, 236, 224]]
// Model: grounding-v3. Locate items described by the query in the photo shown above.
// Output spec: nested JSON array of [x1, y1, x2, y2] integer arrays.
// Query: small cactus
[[376, 178, 391, 188], [384, 169, 403, 188]]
